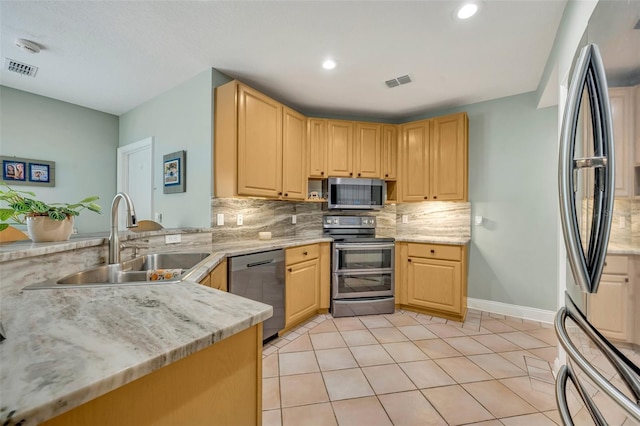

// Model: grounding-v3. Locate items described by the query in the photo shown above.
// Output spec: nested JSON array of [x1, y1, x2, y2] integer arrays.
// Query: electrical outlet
[[620, 217, 626, 228], [165, 234, 181, 244], [292, 214, 297, 224], [402, 214, 408, 224], [154, 212, 162, 223], [237, 214, 243, 226], [216, 213, 224, 226]]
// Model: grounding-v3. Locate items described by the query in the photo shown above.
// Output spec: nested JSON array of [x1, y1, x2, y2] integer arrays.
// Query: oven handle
[[334, 243, 395, 250]]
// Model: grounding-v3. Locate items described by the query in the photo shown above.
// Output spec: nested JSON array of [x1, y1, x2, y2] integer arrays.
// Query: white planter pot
[[26, 216, 74, 242]]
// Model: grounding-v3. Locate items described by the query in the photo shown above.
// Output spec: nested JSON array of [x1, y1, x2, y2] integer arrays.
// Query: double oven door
[[332, 242, 394, 300]]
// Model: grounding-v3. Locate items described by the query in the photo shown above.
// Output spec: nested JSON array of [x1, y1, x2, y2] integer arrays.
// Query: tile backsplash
[[211, 198, 470, 243]]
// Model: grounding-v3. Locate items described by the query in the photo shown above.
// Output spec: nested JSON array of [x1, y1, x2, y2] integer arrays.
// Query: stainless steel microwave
[[323, 177, 385, 210]]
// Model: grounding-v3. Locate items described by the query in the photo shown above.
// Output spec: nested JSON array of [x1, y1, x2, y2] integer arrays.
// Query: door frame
[[117, 137, 154, 221]]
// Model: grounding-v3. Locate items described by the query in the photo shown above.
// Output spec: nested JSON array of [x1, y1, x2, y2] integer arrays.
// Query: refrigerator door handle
[[558, 43, 615, 294], [556, 364, 607, 426], [555, 301, 640, 422]]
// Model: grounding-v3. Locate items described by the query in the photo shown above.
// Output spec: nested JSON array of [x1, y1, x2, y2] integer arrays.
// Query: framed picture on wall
[[163, 150, 186, 194], [0, 156, 55, 187]]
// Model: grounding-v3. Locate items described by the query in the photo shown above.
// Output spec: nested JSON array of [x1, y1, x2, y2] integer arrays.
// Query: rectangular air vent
[[5, 58, 38, 77], [385, 74, 412, 88], [385, 79, 400, 88]]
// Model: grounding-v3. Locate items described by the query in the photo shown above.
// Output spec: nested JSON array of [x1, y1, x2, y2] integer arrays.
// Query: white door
[[117, 137, 154, 228]]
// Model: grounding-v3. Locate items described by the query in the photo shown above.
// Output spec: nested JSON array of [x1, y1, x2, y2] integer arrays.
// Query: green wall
[[119, 69, 231, 228], [0, 86, 118, 232], [408, 92, 559, 311]]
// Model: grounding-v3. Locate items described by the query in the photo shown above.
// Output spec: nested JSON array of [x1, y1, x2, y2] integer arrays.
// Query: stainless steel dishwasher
[[228, 249, 285, 342]]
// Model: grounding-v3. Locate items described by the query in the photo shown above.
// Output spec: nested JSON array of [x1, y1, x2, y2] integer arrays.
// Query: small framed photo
[[3, 160, 26, 182], [163, 150, 186, 194], [29, 163, 50, 183], [1, 156, 55, 187]]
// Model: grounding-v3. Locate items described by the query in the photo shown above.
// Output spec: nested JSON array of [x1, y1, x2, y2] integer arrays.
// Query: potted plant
[[0, 183, 102, 242]]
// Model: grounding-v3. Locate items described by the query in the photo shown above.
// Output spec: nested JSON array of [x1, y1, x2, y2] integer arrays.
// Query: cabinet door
[[282, 107, 307, 200], [407, 257, 461, 314], [609, 88, 632, 197], [237, 84, 282, 197], [354, 122, 381, 178], [382, 125, 398, 180], [308, 119, 327, 178], [588, 275, 629, 341], [211, 259, 228, 292], [319, 243, 331, 311], [430, 112, 468, 201], [327, 120, 354, 177], [286, 259, 320, 327], [400, 121, 430, 202]]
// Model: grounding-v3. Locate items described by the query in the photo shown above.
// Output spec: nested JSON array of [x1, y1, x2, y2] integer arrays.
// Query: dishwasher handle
[[246, 259, 275, 268]]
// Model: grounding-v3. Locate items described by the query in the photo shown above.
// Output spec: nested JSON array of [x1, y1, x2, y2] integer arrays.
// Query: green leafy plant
[[0, 183, 102, 232]]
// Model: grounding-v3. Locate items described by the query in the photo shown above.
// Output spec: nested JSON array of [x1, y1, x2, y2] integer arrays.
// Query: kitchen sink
[[24, 252, 213, 290]]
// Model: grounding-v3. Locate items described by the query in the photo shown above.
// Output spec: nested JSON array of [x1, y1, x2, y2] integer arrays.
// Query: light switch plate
[[292, 214, 297, 224], [165, 234, 181, 244], [402, 215, 408, 224], [216, 213, 224, 226], [237, 214, 243, 226]]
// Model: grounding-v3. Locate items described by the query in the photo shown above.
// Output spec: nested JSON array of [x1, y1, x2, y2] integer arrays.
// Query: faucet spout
[[108, 192, 137, 264]]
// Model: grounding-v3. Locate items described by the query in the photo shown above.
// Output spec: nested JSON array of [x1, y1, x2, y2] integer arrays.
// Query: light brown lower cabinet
[[588, 255, 632, 342], [199, 258, 228, 292], [396, 242, 468, 322], [283, 243, 330, 333], [43, 324, 263, 426]]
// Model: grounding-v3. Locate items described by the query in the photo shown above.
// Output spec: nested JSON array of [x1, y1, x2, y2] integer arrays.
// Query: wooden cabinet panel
[[431, 112, 468, 201], [589, 275, 629, 341], [286, 244, 320, 264], [400, 120, 430, 201], [286, 259, 320, 328], [382, 125, 398, 180], [609, 88, 632, 197], [199, 274, 211, 287], [408, 243, 462, 262], [327, 120, 354, 177], [308, 119, 327, 178], [282, 107, 307, 200], [407, 257, 462, 315], [237, 84, 282, 197], [211, 259, 228, 292], [354, 122, 381, 178]]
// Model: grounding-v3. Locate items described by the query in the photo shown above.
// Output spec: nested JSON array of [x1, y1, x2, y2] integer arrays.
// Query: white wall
[[0, 86, 118, 232], [119, 69, 216, 228]]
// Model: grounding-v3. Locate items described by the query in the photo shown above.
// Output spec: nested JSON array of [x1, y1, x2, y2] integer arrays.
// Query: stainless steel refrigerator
[[555, 1, 640, 424]]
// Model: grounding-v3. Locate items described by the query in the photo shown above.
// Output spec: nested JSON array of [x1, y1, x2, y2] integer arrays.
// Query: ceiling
[[0, 1, 569, 120]]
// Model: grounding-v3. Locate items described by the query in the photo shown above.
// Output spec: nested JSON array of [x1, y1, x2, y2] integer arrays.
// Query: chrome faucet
[[108, 192, 137, 264]]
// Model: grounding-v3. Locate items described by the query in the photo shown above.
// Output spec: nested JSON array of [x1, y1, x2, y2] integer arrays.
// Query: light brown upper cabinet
[[354, 122, 382, 178], [326, 120, 354, 177], [308, 119, 327, 178], [381, 125, 398, 180], [214, 80, 306, 200], [399, 112, 468, 202]]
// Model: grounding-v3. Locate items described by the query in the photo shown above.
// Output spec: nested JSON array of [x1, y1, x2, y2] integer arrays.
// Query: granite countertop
[[0, 235, 334, 425], [607, 242, 640, 256], [394, 236, 471, 245]]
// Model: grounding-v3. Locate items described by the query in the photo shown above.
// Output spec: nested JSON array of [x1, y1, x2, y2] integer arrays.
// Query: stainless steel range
[[323, 215, 395, 317]]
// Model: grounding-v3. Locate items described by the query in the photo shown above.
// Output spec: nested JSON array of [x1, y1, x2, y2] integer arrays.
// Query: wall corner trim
[[467, 298, 556, 324]]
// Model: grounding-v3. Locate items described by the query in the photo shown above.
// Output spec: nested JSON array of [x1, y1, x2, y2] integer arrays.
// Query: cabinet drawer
[[286, 244, 319, 265], [603, 256, 628, 275], [408, 243, 462, 261]]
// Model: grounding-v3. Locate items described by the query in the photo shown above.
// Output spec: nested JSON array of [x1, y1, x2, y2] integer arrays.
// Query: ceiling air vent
[[385, 74, 412, 88], [5, 58, 38, 77]]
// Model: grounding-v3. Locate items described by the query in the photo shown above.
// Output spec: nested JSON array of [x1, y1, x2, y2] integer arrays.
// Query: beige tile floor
[[262, 309, 564, 426]]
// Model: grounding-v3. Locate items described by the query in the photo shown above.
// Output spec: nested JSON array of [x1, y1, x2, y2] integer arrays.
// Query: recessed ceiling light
[[456, 3, 478, 19], [322, 59, 337, 70]]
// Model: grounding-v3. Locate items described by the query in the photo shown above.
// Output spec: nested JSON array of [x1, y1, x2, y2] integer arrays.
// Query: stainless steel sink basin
[[24, 252, 213, 290]]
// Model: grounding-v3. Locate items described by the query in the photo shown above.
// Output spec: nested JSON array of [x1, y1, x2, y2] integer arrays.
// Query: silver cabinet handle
[[555, 297, 640, 422], [558, 43, 615, 294]]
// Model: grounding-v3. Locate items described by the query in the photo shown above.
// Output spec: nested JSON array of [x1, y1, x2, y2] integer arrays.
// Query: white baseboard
[[467, 298, 556, 324]]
